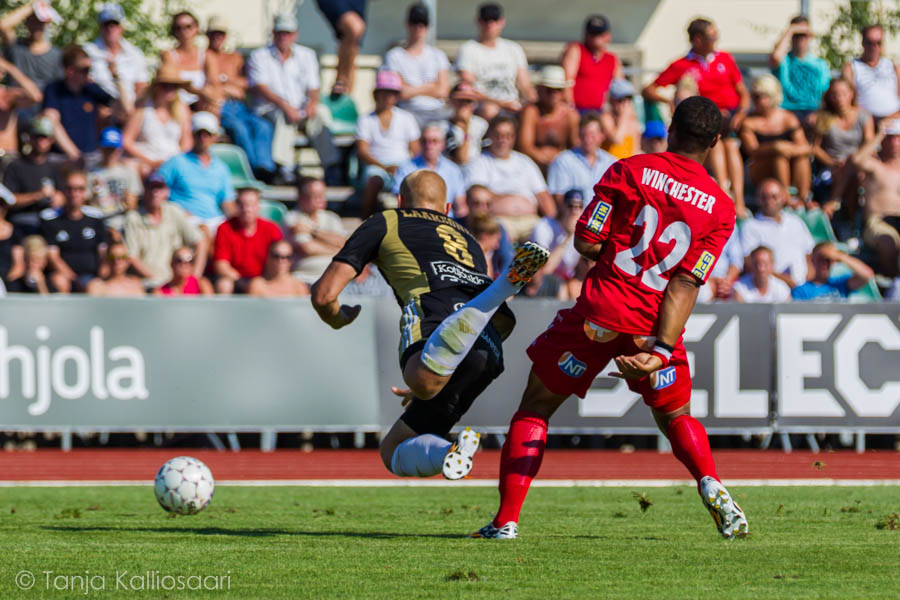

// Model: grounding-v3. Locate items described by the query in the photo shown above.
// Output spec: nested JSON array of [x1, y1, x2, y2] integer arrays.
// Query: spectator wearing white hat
[[0, 0, 62, 97], [383, 3, 450, 127], [248, 13, 336, 184], [602, 78, 641, 159], [157, 111, 235, 232], [356, 70, 420, 217], [517, 65, 579, 173], [83, 3, 149, 107], [546, 112, 616, 205]]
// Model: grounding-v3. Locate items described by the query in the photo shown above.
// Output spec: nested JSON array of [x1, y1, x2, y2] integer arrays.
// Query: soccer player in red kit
[[471, 96, 749, 540]]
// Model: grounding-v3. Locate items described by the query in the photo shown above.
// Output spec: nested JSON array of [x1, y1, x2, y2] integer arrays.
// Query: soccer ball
[[154, 456, 215, 515]]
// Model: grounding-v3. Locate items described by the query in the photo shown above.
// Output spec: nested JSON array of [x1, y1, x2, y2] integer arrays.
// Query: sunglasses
[[864, 39, 883, 46], [174, 22, 196, 31], [66, 185, 87, 192], [173, 255, 194, 264], [270, 253, 293, 260], [108, 253, 129, 261], [74, 66, 91, 74]]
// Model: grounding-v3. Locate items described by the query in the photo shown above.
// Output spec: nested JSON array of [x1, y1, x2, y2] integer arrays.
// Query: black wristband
[[654, 340, 674, 353]]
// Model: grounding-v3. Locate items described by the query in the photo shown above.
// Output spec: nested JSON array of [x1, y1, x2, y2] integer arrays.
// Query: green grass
[[2, 485, 900, 598]]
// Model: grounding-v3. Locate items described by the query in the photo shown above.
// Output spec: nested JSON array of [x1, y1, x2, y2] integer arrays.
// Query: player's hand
[[609, 352, 664, 380], [335, 304, 361, 328], [391, 386, 415, 408]]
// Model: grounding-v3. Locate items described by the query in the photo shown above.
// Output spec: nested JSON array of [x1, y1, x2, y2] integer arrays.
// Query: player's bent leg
[[402, 350, 452, 401], [421, 242, 549, 377], [379, 419, 451, 478]]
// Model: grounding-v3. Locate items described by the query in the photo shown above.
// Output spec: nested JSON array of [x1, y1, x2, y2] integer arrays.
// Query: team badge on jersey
[[652, 366, 677, 390], [557, 352, 587, 378], [585, 201, 612, 235], [691, 251, 716, 280]]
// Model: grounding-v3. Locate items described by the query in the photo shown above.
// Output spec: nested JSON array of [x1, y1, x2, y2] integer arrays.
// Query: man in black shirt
[[311, 170, 548, 481], [3, 116, 64, 231], [40, 169, 108, 293]]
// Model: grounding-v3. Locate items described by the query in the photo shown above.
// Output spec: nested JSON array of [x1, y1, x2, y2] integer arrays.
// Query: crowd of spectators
[[0, 1, 897, 303]]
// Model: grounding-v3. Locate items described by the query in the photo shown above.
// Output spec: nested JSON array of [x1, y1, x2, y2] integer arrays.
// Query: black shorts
[[398, 322, 504, 437], [315, 0, 367, 35]]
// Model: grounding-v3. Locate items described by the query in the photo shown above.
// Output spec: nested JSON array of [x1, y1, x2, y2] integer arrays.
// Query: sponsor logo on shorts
[[653, 366, 677, 390], [430, 261, 490, 287], [557, 351, 587, 378], [585, 202, 612, 235], [691, 251, 716, 280]]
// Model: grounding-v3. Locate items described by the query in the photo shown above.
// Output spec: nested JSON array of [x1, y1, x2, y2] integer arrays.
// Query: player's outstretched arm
[[574, 237, 604, 261], [310, 261, 362, 330]]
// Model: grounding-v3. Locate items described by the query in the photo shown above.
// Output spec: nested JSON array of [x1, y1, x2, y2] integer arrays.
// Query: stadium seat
[[259, 199, 288, 225], [830, 262, 882, 302], [211, 143, 262, 190], [794, 208, 838, 243]]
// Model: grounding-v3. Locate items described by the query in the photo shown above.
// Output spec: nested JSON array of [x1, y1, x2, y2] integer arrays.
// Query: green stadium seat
[[211, 143, 262, 190], [259, 199, 288, 226], [321, 93, 359, 137], [798, 208, 838, 243]]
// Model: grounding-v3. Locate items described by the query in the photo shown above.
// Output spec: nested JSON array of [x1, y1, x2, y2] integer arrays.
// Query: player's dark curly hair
[[670, 96, 722, 153]]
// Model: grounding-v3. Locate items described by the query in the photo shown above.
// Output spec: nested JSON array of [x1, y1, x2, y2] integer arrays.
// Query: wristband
[[650, 340, 673, 368]]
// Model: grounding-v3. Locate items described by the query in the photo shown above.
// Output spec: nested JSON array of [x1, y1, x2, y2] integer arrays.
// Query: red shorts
[[526, 308, 692, 414]]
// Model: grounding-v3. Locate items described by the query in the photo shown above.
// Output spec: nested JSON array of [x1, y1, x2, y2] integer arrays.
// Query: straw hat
[[152, 63, 189, 87]]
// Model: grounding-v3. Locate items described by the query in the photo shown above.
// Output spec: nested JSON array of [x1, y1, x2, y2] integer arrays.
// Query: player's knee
[[378, 441, 396, 472], [338, 13, 365, 42]]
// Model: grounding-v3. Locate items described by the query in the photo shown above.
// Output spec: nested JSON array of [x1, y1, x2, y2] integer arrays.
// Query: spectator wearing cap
[[356, 70, 420, 218], [87, 127, 142, 228], [248, 239, 309, 298], [740, 74, 811, 208], [313, 0, 366, 96], [123, 173, 204, 288], [547, 111, 616, 205], [561, 14, 623, 113], [445, 81, 489, 166], [0, 55, 42, 153], [39, 169, 109, 293], [641, 120, 668, 154], [86, 241, 144, 297], [248, 14, 336, 185], [602, 78, 641, 159], [0, 0, 62, 96], [456, 2, 536, 120], [733, 246, 792, 303], [792, 241, 874, 301], [383, 3, 450, 127], [392, 122, 466, 215], [2, 116, 64, 230], [464, 114, 555, 242], [852, 118, 900, 278], [842, 24, 900, 125], [160, 11, 209, 110], [204, 15, 277, 182], [154, 246, 213, 296], [644, 17, 750, 218], [121, 63, 192, 177], [41, 45, 117, 164], [769, 16, 830, 126], [212, 182, 283, 295], [739, 178, 814, 287], [526, 189, 585, 299], [157, 111, 236, 231], [288, 176, 346, 284], [83, 3, 149, 106], [517, 65, 579, 172]]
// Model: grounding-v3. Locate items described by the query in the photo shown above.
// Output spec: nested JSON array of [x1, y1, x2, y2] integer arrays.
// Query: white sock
[[420, 269, 523, 376], [390, 434, 452, 477]]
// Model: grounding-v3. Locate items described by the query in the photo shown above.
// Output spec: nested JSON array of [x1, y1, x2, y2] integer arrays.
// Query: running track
[[2, 450, 899, 483]]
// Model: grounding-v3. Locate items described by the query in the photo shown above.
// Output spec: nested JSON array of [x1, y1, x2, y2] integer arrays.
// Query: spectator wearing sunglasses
[[86, 241, 144, 296], [155, 246, 213, 296], [248, 240, 309, 298]]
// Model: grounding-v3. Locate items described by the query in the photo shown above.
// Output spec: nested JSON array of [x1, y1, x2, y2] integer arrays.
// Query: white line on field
[[1, 479, 900, 487]]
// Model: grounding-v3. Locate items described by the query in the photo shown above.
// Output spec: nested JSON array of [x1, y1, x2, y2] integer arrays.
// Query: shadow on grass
[[42, 526, 463, 539]]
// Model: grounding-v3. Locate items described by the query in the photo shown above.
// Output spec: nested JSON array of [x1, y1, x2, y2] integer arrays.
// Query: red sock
[[494, 410, 548, 526], [667, 414, 719, 485]]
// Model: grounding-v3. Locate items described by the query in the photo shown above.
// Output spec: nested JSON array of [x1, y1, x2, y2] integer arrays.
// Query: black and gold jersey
[[334, 208, 515, 356]]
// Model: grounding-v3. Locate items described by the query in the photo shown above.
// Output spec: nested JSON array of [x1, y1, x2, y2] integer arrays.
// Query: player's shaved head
[[399, 170, 448, 211]]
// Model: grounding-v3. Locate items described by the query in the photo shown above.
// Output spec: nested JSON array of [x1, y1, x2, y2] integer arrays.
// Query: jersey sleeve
[[574, 161, 628, 245], [332, 213, 387, 275], [678, 207, 736, 284], [653, 60, 685, 88]]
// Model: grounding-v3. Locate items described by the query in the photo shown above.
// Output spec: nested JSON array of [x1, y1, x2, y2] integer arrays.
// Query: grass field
[[2, 485, 899, 599]]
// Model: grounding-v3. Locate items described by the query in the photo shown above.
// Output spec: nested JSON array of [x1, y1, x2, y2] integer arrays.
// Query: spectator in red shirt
[[561, 14, 622, 113], [643, 17, 750, 217], [212, 182, 282, 294]]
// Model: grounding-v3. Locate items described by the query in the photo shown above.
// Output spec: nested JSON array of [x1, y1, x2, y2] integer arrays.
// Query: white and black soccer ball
[[154, 456, 215, 515]]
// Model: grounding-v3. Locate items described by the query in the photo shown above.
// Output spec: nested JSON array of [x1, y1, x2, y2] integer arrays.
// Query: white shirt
[[547, 147, 617, 201], [446, 115, 488, 164], [456, 38, 527, 103], [247, 44, 320, 115], [465, 150, 547, 203], [384, 45, 450, 114], [739, 212, 814, 283], [356, 107, 420, 166], [530, 217, 580, 278], [733, 274, 792, 303], [84, 37, 149, 102], [851, 57, 900, 118]]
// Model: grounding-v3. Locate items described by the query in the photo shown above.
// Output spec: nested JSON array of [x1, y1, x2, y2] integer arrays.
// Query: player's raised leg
[[380, 418, 453, 478]]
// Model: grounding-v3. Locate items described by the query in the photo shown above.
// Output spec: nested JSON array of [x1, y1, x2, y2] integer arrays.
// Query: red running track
[[1, 450, 899, 481]]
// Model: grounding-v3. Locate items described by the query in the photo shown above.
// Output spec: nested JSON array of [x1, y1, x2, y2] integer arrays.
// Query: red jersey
[[653, 51, 743, 110], [213, 217, 283, 278], [574, 152, 735, 335], [571, 44, 618, 110]]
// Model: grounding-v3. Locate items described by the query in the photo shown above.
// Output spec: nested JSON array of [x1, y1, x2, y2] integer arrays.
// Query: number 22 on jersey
[[613, 205, 692, 292]]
